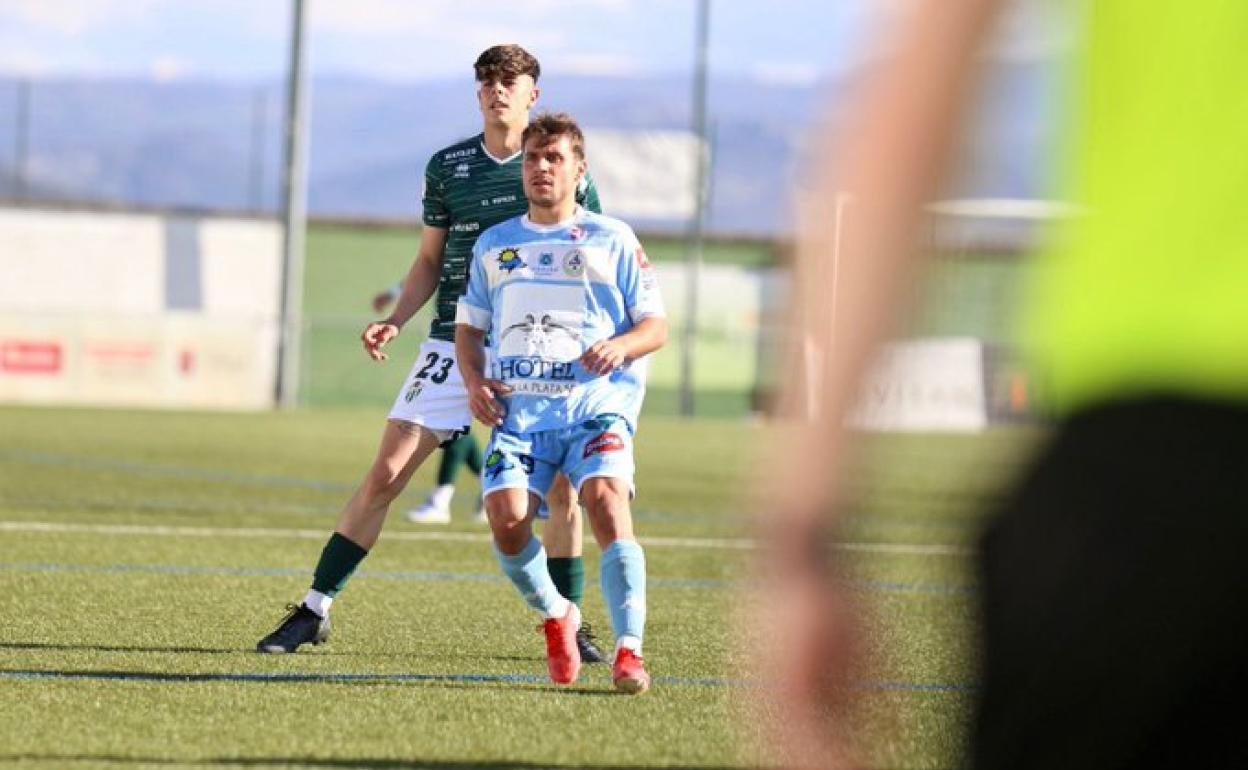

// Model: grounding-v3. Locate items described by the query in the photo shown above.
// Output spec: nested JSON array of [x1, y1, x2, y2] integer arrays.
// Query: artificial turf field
[[0, 404, 1040, 769]]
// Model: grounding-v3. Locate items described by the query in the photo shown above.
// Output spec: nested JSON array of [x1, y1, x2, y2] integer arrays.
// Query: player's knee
[[582, 485, 629, 528], [362, 463, 406, 503], [485, 492, 530, 548]]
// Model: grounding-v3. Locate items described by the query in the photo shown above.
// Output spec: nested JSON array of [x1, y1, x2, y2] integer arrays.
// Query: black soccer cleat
[[576, 622, 608, 664], [256, 603, 331, 653]]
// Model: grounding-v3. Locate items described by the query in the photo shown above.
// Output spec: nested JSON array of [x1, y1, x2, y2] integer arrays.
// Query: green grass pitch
[[300, 223, 779, 416], [0, 403, 1039, 769], [0, 219, 1035, 768]]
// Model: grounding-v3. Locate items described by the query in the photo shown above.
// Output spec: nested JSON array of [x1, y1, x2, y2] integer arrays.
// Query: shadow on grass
[[0, 668, 633, 697], [0, 641, 547, 663], [0, 641, 237, 655], [0, 756, 743, 770]]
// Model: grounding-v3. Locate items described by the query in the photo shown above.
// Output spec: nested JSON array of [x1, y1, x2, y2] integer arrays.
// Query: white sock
[[615, 635, 642, 656], [428, 484, 455, 509], [302, 589, 333, 617], [544, 597, 573, 622]]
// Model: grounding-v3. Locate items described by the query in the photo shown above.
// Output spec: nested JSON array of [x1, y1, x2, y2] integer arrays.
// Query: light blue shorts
[[482, 414, 635, 508]]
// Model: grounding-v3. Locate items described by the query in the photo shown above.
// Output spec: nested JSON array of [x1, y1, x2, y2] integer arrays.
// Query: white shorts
[[387, 339, 472, 445]]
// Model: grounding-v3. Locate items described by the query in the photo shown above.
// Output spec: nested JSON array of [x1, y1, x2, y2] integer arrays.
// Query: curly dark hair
[[474, 44, 541, 84], [521, 112, 585, 160]]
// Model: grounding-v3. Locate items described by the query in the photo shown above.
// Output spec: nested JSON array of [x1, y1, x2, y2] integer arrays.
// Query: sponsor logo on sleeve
[[583, 431, 626, 458]]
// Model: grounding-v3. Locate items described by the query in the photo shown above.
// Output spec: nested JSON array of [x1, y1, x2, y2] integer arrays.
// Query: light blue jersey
[[456, 207, 664, 434]]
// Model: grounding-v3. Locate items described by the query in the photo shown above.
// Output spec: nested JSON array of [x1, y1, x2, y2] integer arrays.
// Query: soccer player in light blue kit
[[455, 112, 667, 693]]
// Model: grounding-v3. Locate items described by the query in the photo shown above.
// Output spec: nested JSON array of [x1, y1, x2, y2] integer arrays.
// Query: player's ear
[[529, 86, 540, 107]]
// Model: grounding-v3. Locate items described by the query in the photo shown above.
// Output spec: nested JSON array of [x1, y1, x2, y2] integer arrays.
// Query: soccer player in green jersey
[[257, 44, 605, 662]]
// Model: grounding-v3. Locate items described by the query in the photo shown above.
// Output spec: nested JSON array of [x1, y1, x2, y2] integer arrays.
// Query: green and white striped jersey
[[421, 132, 601, 342]]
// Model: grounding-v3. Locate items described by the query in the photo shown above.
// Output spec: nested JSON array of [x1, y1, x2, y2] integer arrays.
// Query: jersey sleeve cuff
[[628, 306, 666, 324], [456, 301, 491, 331]]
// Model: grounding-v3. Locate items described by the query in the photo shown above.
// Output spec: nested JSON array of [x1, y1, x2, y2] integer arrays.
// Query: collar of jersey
[[521, 206, 585, 233], [478, 135, 521, 165]]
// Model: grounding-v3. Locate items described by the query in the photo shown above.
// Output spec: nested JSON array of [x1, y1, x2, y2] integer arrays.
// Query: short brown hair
[[474, 44, 540, 83], [522, 112, 586, 161]]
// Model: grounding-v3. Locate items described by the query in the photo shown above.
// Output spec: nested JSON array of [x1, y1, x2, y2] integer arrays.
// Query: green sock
[[437, 433, 480, 485], [547, 556, 585, 607], [311, 532, 368, 597], [463, 433, 483, 475]]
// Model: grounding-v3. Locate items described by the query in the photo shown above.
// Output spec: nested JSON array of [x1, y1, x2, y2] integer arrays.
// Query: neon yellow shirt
[[1024, 1, 1248, 414]]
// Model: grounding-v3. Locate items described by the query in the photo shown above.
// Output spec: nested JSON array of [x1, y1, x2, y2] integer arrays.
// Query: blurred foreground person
[[767, 0, 1248, 768]]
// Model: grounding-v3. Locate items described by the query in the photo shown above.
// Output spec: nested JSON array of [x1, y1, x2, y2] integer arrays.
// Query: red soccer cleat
[[542, 603, 581, 685], [612, 647, 651, 694]]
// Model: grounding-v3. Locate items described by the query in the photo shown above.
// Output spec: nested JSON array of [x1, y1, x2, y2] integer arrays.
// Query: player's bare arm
[[361, 226, 449, 362], [454, 323, 511, 426], [580, 316, 668, 376], [762, 1, 1004, 767]]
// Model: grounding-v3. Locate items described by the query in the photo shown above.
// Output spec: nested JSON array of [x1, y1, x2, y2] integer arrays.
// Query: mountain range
[[0, 65, 1056, 236]]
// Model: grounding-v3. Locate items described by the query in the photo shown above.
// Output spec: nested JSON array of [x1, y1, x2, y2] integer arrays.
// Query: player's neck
[[527, 201, 578, 226], [482, 120, 526, 160]]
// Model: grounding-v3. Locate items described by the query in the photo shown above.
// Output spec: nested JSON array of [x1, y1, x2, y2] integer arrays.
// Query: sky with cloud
[[0, 0, 1069, 86]]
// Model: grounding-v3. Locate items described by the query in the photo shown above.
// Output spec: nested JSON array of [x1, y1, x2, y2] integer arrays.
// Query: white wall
[[0, 207, 282, 410]]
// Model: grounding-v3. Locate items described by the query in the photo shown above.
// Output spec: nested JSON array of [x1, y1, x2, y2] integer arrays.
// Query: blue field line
[[0, 668, 750, 688], [0, 450, 738, 524], [0, 562, 973, 595], [0, 497, 737, 526], [860, 681, 976, 693], [0, 449, 355, 493], [0, 668, 971, 693], [1, 497, 337, 518], [851, 580, 975, 596]]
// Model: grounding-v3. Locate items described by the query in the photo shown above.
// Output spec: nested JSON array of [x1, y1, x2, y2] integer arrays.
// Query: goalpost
[[800, 195, 1074, 429]]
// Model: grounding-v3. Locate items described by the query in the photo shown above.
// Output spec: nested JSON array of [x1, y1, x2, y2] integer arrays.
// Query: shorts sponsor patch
[[485, 449, 534, 479], [583, 431, 626, 459]]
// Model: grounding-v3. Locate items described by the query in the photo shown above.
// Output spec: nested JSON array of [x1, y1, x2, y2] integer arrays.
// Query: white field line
[[0, 520, 972, 556]]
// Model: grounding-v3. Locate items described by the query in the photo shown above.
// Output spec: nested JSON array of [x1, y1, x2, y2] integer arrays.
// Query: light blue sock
[[495, 535, 568, 618], [601, 539, 647, 643]]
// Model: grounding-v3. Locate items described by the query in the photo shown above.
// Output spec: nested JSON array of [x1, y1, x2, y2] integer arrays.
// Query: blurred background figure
[[769, 0, 1248, 768]]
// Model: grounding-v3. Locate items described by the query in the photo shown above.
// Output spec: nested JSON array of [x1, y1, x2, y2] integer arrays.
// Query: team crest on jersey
[[497, 248, 525, 273], [562, 249, 586, 277], [532, 251, 559, 276]]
